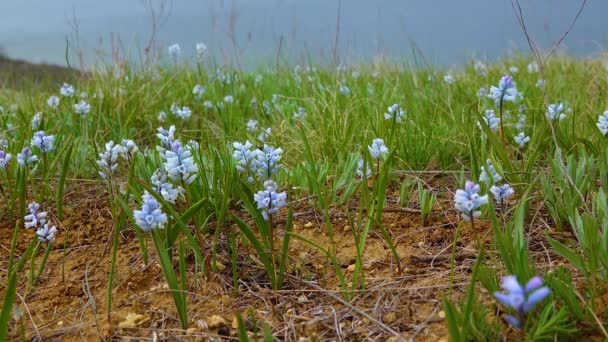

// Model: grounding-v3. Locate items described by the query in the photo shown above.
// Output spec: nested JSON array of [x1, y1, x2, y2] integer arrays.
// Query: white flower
[[168, 43, 181, 61], [47, 95, 60, 110], [527, 63, 539, 73], [368, 138, 389, 160], [246, 120, 258, 133], [195, 42, 207, 59], [119, 139, 138, 161], [597, 110, 608, 136], [31, 112, 42, 130], [192, 85, 206, 100], [356, 159, 371, 179], [255, 74, 264, 85], [509, 66, 519, 74], [74, 100, 91, 115], [443, 74, 455, 85], [536, 79, 545, 89], [474, 60, 487, 76], [36, 223, 57, 243], [293, 107, 307, 121], [258, 127, 271, 143], [24, 202, 48, 229], [60, 83, 75, 97], [339, 84, 351, 96], [158, 111, 167, 122], [224, 95, 234, 104]]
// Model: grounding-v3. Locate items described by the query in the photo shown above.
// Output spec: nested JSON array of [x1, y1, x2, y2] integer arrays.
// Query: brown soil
[[0, 177, 577, 341]]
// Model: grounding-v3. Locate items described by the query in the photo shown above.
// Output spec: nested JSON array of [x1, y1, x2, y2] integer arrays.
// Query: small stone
[[298, 294, 308, 303], [57, 321, 64, 327], [418, 241, 424, 247], [118, 313, 145, 329], [207, 315, 227, 328], [382, 312, 396, 324], [304, 222, 314, 228], [343, 225, 351, 233], [438, 310, 445, 318], [346, 264, 356, 272]]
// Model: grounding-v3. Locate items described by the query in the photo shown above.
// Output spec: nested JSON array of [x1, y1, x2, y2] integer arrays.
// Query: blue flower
[[256, 144, 283, 180], [454, 181, 489, 222], [293, 107, 307, 121], [247, 120, 258, 133], [134, 191, 168, 232], [356, 159, 371, 179], [479, 159, 502, 186], [253, 180, 287, 221], [494, 275, 551, 329], [489, 75, 520, 106], [490, 184, 515, 206], [339, 83, 351, 96], [164, 141, 198, 184], [119, 139, 139, 161], [546, 103, 567, 122], [17, 147, 38, 167], [384, 104, 406, 123], [170, 105, 192, 121], [233, 141, 262, 182], [477, 109, 500, 132], [96, 141, 122, 179], [368, 138, 389, 160], [151, 168, 183, 204], [156, 126, 177, 151], [24, 202, 48, 229], [597, 110, 608, 136], [0, 150, 11, 169], [31, 131, 55, 154], [514, 132, 530, 148]]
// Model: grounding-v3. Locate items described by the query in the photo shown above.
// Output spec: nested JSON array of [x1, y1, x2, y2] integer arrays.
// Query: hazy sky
[[1, 0, 606, 67]]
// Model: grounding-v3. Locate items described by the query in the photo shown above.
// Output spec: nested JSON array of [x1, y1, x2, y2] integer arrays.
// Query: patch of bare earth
[[0, 176, 585, 341]]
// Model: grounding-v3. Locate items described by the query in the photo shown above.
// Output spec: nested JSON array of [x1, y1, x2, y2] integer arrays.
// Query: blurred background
[[1, 0, 606, 69]]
